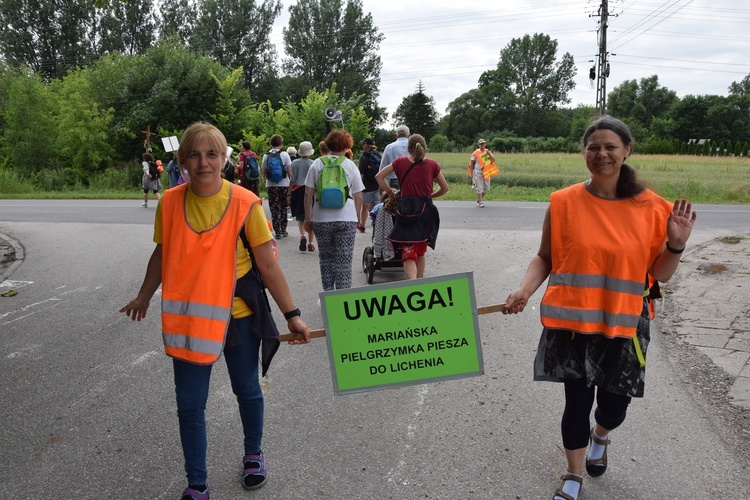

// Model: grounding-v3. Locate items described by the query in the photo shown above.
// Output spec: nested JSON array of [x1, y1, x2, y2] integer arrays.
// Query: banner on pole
[[161, 136, 179, 152], [320, 272, 484, 395]]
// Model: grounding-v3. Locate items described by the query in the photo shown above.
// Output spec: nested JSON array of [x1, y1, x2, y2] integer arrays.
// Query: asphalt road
[[1, 200, 749, 499]]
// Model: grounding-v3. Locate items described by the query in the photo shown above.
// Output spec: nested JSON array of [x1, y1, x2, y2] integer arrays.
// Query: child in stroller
[[362, 193, 403, 283]]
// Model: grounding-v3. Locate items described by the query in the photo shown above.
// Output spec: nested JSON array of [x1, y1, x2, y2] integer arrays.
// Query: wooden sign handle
[[277, 303, 506, 343]]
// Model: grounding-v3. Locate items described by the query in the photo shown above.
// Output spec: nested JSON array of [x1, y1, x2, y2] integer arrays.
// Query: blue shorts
[[361, 190, 381, 204]]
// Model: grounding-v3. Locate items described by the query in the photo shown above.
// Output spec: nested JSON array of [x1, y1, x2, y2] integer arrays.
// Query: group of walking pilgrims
[[121, 116, 697, 500]]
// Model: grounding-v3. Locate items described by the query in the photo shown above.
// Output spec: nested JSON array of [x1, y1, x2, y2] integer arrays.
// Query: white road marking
[[0, 285, 101, 324], [0, 280, 34, 289], [387, 384, 430, 485]]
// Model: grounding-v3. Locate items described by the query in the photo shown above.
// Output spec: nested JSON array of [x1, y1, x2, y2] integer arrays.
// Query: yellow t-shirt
[[154, 181, 273, 317]]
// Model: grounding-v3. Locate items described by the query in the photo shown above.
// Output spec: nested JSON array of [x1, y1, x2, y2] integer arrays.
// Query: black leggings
[[561, 378, 631, 450]]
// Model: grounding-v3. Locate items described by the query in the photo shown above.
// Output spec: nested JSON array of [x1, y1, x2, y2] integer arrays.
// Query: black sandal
[[585, 429, 610, 477], [553, 473, 583, 500]]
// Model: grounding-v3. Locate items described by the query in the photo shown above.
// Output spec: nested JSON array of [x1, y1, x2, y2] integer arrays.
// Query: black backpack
[[147, 160, 160, 180], [361, 151, 381, 190]]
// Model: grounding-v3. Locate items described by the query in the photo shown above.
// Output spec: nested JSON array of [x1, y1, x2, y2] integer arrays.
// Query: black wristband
[[283, 308, 301, 320], [666, 242, 684, 254]]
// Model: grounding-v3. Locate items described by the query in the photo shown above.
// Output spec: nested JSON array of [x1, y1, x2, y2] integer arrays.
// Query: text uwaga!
[[342, 287, 454, 320]]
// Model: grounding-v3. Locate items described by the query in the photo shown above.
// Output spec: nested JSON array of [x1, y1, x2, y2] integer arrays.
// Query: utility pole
[[595, 0, 610, 115]]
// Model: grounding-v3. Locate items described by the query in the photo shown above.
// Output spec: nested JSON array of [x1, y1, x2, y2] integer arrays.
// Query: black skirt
[[533, 299, 651, 398]]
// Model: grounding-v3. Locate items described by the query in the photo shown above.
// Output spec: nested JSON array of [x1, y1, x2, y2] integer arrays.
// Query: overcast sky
[[269, 1, 750, 125]]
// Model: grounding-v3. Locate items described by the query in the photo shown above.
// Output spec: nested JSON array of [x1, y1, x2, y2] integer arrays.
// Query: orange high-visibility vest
[[472, 149, 487, 169], [472, 149, 499, 179], [160, 182, 261, 364], [540, 183, 673, 339]]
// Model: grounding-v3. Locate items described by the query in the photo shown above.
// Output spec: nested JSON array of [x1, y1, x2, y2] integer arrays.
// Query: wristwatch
[[283, 308, 301, 320]]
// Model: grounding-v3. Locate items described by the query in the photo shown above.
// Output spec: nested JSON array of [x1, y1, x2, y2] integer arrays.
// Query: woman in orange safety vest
[[120, 122, 310, 500], [502, 115, 697, 500]]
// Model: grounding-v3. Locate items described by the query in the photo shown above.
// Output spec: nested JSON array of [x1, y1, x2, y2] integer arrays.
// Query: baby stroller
[[362, 204, 403, 284]]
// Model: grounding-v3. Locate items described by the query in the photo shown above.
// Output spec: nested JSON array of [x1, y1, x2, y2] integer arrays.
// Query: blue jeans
[[172, 315, 263, 485]]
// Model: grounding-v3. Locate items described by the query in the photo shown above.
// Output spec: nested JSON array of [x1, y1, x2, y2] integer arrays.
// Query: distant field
[[429, 153, 750, 203], [2, 153, 748, 203]]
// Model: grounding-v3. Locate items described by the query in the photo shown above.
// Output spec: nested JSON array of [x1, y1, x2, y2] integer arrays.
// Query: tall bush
[[0, 69, 56, 176]]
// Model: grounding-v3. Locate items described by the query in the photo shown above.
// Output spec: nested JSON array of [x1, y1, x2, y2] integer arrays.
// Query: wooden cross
[[142, 125, 156, 151]]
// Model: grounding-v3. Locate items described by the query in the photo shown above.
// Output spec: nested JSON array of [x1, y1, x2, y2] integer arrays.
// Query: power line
[[609, 0, 696, 51]]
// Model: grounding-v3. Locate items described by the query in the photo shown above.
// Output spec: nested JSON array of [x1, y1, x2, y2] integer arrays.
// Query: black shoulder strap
[[398, 162, 418, 185], [238, 228, 272, 312]]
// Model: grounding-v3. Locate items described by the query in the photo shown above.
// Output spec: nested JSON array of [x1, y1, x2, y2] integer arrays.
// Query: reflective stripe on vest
[[540, 183, 672, 339], [162, 299, 232, 320], [162, 332, 224, 358], [160, 182, 260, 364]]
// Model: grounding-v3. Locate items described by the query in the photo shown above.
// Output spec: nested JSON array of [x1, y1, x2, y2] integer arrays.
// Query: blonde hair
[[177, 122, 228, 166]]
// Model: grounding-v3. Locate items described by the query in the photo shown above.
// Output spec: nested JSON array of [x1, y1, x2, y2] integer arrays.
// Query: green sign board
[[320, 272, 484, 395]]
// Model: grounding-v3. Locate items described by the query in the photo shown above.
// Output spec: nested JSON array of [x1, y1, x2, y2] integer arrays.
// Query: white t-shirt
[[304, 155, 364, 223]]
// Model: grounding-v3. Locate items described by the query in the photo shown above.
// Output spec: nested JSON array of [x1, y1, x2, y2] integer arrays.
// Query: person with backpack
[[141, 152, 162, 207], [262, 134, 292, 239], [303, 129, 364, 291], [357, 137, 382, 232], [288, 141, 316, 252], [237, 140, 261, 196], [286, 146, 298, 162]]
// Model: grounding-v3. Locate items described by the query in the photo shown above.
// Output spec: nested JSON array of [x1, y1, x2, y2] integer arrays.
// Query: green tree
[[392, 81, 439, 139], [567, 104, 597, 143], [97, 0, 156, 56], [158, 0, 195, 44], [0, 0, 98, 80], [477, 33, 576, 136], [442, 89, 487, 146], [53, 70, 115, 182], [706, 94, 750, 144], [191, 0, 282, 103], [0, 69, 56, 173], [607, 75, 677, 133], [668, 95, 717, 143], [243, 85, 371, 150], [427, 134, 454, 153], [282, 0, 385, 123], [88, 39, 237, 159], [209, 67, 251, 143], [728, 74, 750, 96]]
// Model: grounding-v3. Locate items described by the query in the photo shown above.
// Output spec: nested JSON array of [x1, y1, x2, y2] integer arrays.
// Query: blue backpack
[[242, 151, 260, 180], [266, 150, 287, 183]]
